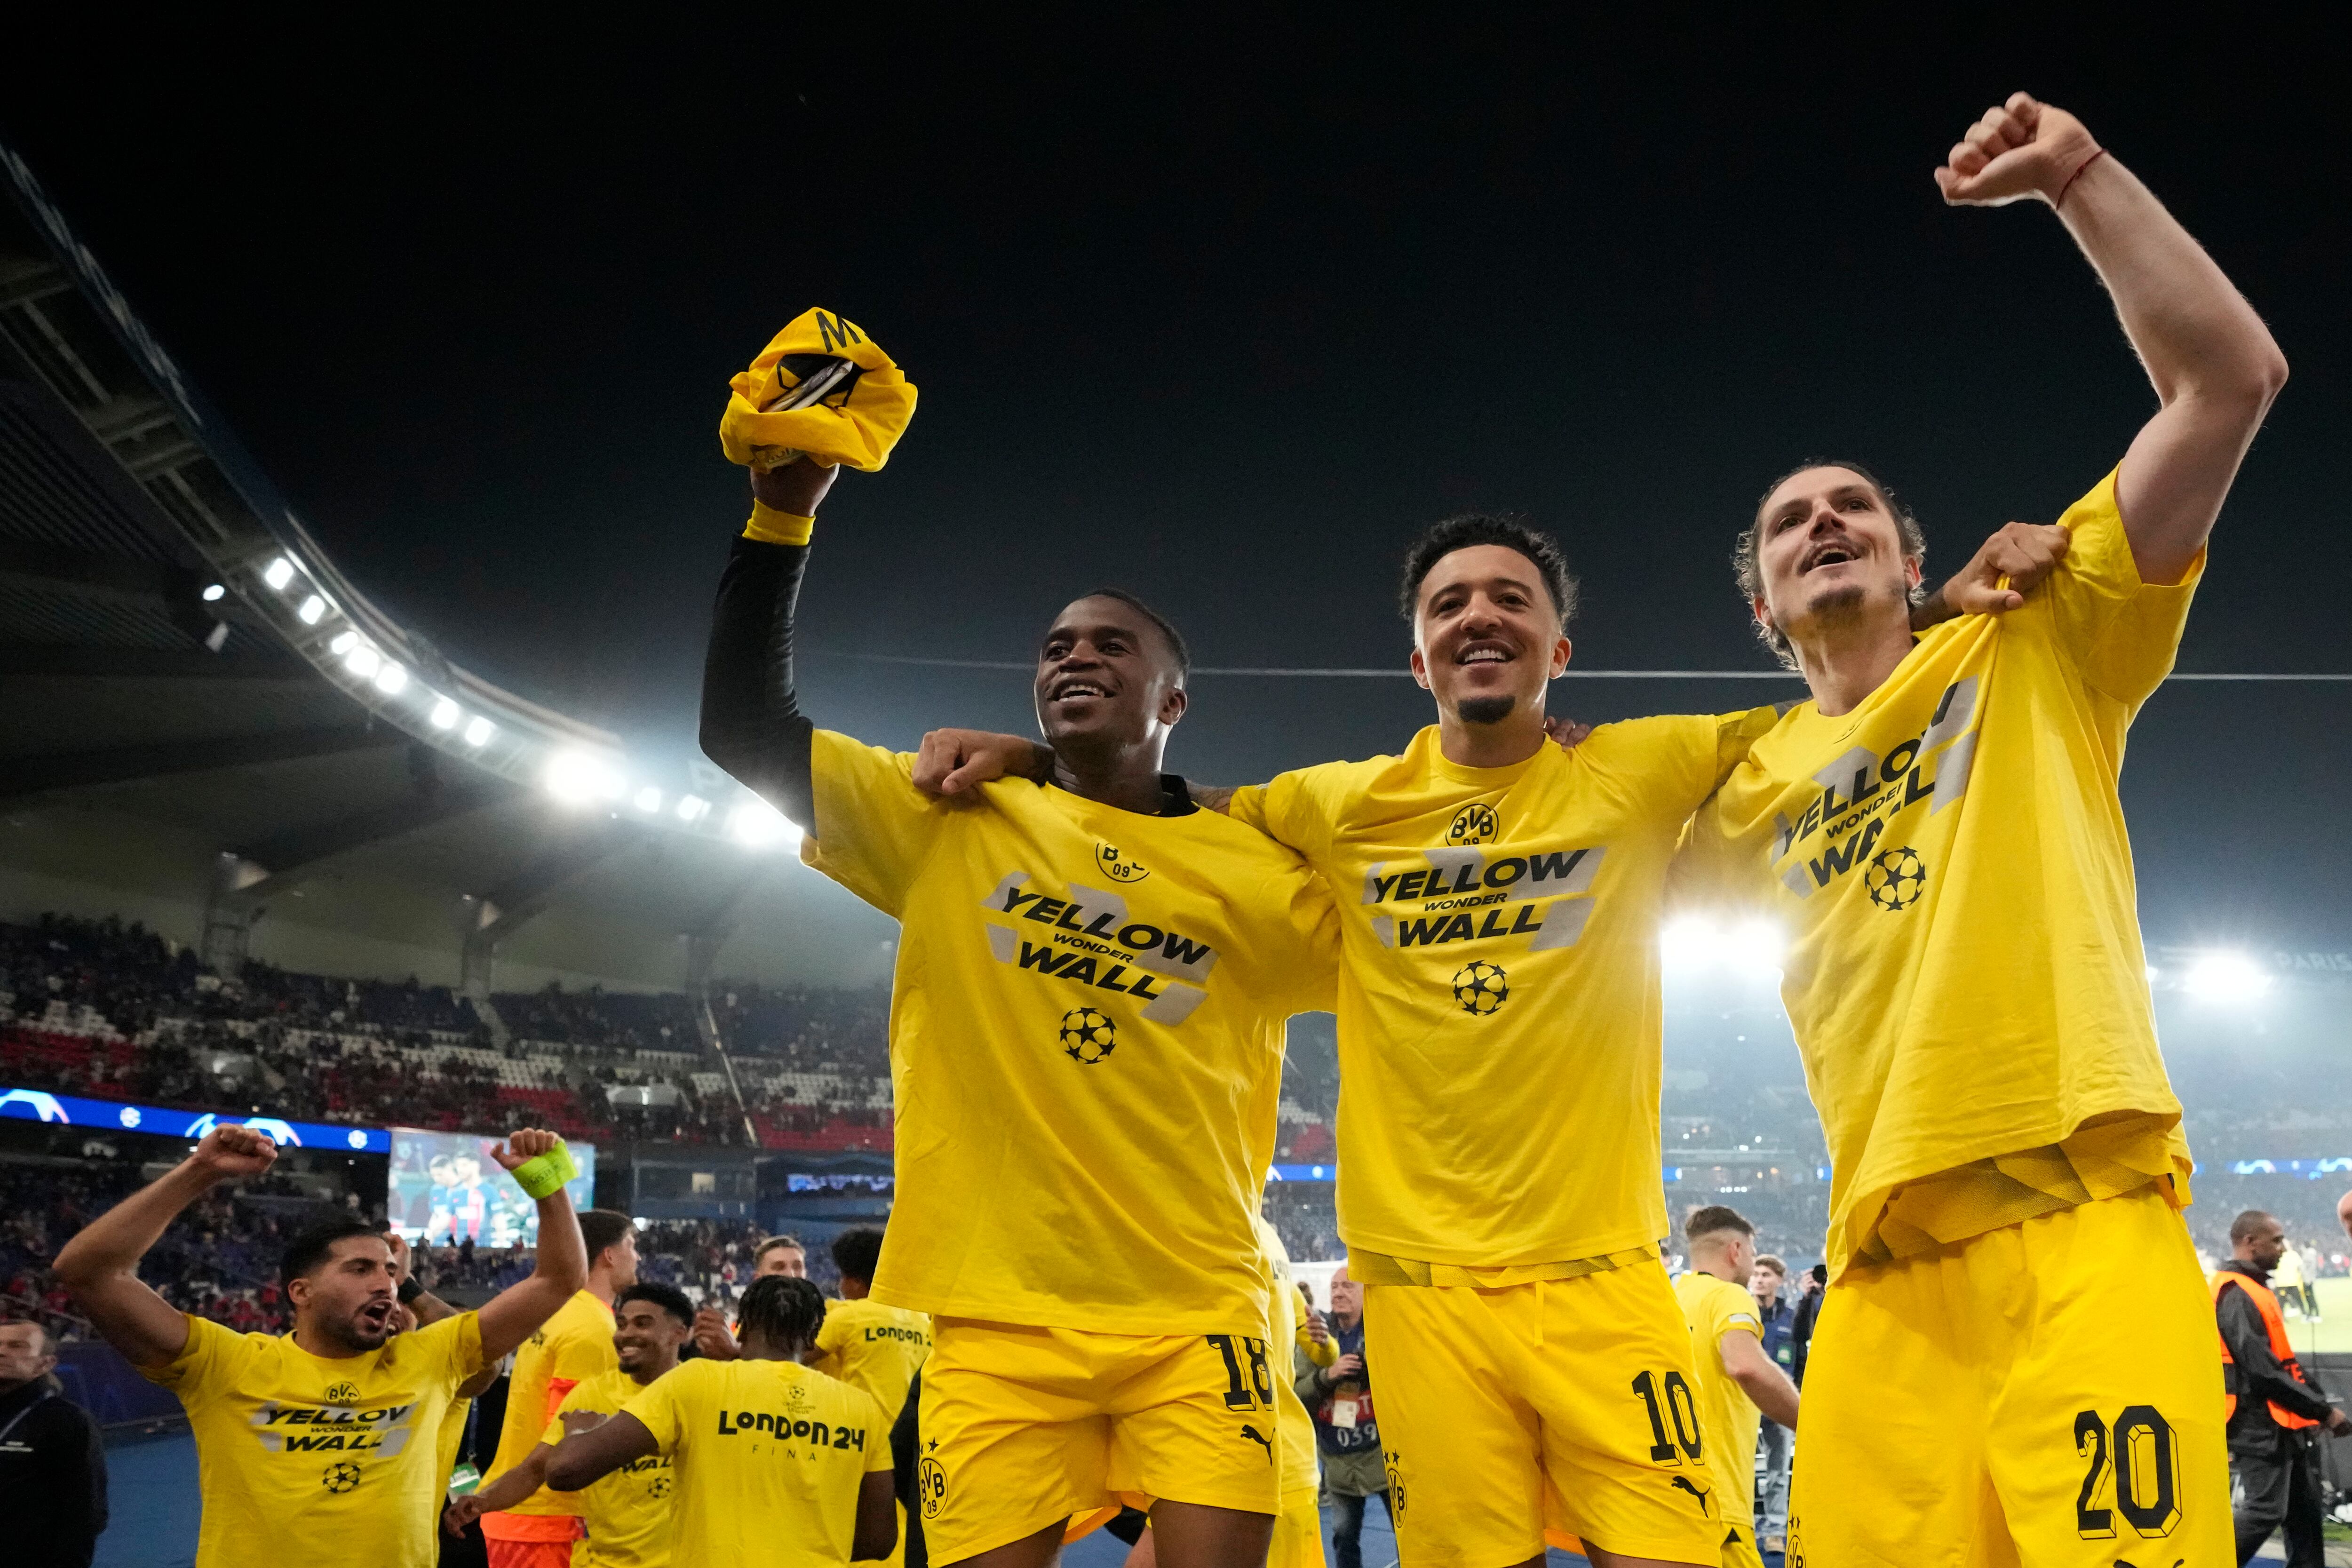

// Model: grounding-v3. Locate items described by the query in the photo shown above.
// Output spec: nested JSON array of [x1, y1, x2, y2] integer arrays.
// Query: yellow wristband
[[744, 501, 815, 547], [511, 1141, 580, 1201]]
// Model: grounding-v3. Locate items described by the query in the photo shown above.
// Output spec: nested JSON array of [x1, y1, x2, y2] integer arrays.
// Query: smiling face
[[1409, 545, 1571, 725], [1751, 467, 1923, 652], [612, 1297, 689, 1377], [290, 1235, 399, 1353], [1033, 595, 1188, 754]]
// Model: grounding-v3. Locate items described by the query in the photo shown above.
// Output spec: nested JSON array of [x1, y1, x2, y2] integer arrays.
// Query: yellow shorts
[[1789, 1185, 2231, 1567], [1363, 1259, 1726, 1568], [916, 1317, 1280, 1564], [1270, 1487, 1327, 1568], [1719, 1522, 1763, 1568]]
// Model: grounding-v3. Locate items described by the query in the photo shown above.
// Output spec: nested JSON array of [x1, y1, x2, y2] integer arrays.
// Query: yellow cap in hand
[[720, 308, 918, 473]]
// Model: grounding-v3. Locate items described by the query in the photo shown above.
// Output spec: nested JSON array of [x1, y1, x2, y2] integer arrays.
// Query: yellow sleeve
[[621, 1364, 693, 1456], [420, 1311, 488, 1384], [1715, 1282, 1763, 1341], [800, 730, 955, 918], [857, 1389, 894, 1473], [1275, 865, 1342, 1017], [1227, 761, 1355, 865], [138, 1312, 243, 1394], [1292, 1290, 1338, 1369], [2036, 470, 2204, 707], [1712, 705, 1787, 788]]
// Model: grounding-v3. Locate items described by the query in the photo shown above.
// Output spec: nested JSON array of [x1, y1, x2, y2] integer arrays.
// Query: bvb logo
[[324, 1381, 360, 1405], [1446, 803, 1499, 846], [321, 1461, 363, 1494], [1385, 1454, 1407, 1519], [1451, 961, 1510, 1017], [1059, 1007, 1117, 1065], [1864, 846, 1927, 912], [1097, 843, 1150, 883], [918, 1455, 947, 1519]]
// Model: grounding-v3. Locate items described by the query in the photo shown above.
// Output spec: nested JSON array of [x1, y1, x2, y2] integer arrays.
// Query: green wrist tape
[[511, 1141, 580, 1201]]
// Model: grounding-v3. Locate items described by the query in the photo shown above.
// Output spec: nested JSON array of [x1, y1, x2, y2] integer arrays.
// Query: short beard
[[1456, 695, 1515, 726]]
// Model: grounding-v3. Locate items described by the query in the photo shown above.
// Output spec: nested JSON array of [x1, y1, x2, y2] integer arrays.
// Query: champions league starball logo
[[1058, 1007, 1117, 1064], [321, 1461, 363, 1493], [1451, 960, 1510, 1016], [1864, 846, 1927, 911]]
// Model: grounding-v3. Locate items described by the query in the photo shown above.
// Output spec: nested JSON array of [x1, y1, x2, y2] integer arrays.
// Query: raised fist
[[490, 1129, 559, 1172], [1934, 93, 2102, 208], [750, 455, 840, 517], [193, 1124, 279, 1179], [691, 1306, 742, 1361]]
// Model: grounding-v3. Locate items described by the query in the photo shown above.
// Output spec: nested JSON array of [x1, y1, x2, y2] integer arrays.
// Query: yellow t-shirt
[[488, 1289, 617, 1524], [1231, 714, 1777, 1274], [140, 1310, 486, 1568], [1256, 1218, 1321, 1500], [803, 730, 1338, 1335], [1672, 1271, 1763, 1528], [542, 1369, 677, 1568], [812, 1296, 931, 1421], [1685, 472, 2200, 1279], [622, 1356, 891, 1568], [436, 1395, 473, 1491]]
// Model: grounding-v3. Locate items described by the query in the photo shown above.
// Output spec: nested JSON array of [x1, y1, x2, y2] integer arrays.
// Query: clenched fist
[[490, 1129, 561, 1172], [192, 1124, 279, 1179], [1934, 93, 2103, 208]]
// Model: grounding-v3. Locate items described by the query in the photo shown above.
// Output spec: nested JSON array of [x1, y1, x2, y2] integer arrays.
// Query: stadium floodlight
[[344, 643, 381, 679], [2183, 950, 2272, 1003], [1660, 914, 1785, 977], [428, 697, 461, 730], [675, 794, 711, 823], [298, 594, 327, 625], [728, 797, 801, 851], [463, 716, 495, 747], [545, 749, 626, 806], [329, 630, 357, 655], [373, 661, 408, 694], [201, 582, 225, 602], [634, 786, 664, 813], [262, 557, 295, 590]]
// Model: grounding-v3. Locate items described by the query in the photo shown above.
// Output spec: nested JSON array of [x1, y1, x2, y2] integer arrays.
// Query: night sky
[[8, 16, 2348, 942]]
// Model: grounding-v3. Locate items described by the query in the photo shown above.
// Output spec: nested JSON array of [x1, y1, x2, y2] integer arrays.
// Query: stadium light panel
[[298, 594, 327, 625], [329, 631, 357, 655], [546, 749, 626, 806], [463, 716, 495, 747], [2183, 950, 2272, 1003], [728, 797, 801, 851], [676, 794, 711, 823], [373, 661, 408, 694], [428, 697, 461, 730], [344, 644, 381, 679], [262, 557, 295, 590], [634, 786, 664, 813], [200, 583, 225, 602]]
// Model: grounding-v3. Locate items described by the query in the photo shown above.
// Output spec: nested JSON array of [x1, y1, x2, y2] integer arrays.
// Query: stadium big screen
[[387, 1127, 596, 1247]]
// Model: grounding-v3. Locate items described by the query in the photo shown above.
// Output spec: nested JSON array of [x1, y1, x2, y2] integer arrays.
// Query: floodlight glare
[[262, 557, 295, 590], [545, 749, 626, 806], [200, 583, 225, 602], [462, 716, 495, 747], [298, 594, 326, 625], [2183, 950, 2271, 1003], [344, 644, 381, 679], [634, 786, 664, 813], [373, 661, 408, 694], [329, 631, 357, 655], [429, 698, 461, 730], [728, 797, 801, 850], [675, 794, 711, 823], [1660, 914, 1784, 977]]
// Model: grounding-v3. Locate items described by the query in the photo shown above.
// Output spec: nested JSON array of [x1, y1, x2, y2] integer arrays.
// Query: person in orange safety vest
[[2213, 1210, 2346, 1567]]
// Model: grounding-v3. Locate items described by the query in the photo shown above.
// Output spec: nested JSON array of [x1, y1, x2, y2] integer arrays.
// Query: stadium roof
[[0, 145, 894, 995]]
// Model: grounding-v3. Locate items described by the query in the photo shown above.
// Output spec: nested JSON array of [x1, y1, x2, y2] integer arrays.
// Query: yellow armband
[[744, 502, 815, 547]]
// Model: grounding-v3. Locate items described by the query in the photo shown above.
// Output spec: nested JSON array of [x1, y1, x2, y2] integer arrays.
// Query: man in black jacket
[[0, 1320, 108, 1568], [2215, 1210, 2348, 1567]]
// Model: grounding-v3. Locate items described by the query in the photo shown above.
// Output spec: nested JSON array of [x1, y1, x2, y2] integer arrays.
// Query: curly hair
[[1733, 459, 1927, 668], [1398, 513, 1579, 628], [737, 1275, 827, 1353]]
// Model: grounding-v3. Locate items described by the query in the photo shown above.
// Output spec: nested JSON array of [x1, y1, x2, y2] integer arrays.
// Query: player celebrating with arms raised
[[1688, 92, 2288, 1564], [53, 1123, 588, 1568], [698, 315, 1335, 1568]]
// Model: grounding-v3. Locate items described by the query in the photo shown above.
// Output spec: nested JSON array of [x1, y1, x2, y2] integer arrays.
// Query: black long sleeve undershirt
[[699, 535, 818, 832]]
